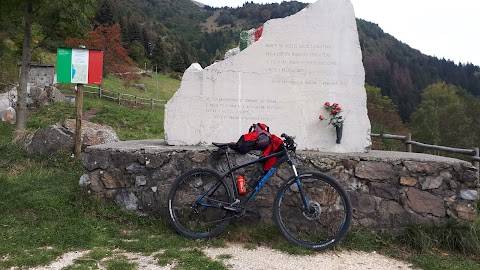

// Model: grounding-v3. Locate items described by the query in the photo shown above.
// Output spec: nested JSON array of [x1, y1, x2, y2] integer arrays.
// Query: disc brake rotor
[[303, 201, 321, 220]]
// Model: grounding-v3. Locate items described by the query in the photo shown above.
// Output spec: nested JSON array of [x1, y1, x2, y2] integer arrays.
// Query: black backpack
[[229, 123, 272, 154]]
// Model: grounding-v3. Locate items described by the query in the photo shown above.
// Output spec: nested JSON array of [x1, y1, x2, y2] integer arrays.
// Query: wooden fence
[[83, 85, 167, 109], [371, 133, 480, 177]]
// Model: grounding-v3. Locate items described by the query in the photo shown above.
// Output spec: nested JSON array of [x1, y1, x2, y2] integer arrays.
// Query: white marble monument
[[165, 0, 371, 152]]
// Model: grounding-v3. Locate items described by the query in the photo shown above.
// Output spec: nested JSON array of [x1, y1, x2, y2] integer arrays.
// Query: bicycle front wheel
[[273, 172, 352, 251], [168, 167, 234, 239]]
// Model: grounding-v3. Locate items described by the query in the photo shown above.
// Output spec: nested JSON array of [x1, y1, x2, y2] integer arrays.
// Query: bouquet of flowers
[[319, 102, 344, 128]]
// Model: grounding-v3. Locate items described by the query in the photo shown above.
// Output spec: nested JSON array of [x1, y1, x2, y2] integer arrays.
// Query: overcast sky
[[197, 0, 480, 66]]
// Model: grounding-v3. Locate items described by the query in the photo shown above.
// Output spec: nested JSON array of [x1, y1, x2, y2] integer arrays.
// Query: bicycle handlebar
[[281, 133, 297, 151]]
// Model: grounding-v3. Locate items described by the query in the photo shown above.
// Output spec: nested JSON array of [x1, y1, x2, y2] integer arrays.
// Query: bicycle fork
[[288, 160, 314, 215]]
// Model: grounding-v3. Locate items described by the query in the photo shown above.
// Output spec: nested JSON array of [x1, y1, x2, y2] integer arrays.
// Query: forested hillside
[[1, 0, 480, 128], [357, 19, 480, 121]]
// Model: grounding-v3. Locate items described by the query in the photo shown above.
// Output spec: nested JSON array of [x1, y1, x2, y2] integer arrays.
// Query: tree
[[151, 37, 171, 72], [366, 84, 409, 150], [1, 0, 95, 131], [409, 82, 474, 148], [170, 52, 186, 73], [128, 40, 146, 64], [95, 0, 117, 25], [67, 24, 132, 75]]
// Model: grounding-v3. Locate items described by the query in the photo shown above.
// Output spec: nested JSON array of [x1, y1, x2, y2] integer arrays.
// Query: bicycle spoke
[[274, 172, 352, 251], [168, 168, 233, 238]]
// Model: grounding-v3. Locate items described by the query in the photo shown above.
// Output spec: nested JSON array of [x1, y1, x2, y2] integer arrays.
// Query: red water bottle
[[237, 175, 247, 195]]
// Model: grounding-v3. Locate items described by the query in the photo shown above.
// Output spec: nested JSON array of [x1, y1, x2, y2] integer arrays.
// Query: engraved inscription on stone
[[165, 0, 371, 152]]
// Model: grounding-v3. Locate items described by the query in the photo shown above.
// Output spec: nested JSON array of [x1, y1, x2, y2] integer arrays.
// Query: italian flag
[[57, 48, 103, 85]]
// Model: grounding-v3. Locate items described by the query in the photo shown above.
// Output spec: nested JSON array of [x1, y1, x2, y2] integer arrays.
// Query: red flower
[[320, 101, 344, 128]]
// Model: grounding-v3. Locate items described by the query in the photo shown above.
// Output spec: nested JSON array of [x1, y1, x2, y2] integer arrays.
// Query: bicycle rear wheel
[[273, 172, 352, 251], [168, 167, 234, 239]]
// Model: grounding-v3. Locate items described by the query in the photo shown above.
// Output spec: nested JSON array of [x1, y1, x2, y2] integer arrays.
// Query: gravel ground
[[21, 244, 416, 270]]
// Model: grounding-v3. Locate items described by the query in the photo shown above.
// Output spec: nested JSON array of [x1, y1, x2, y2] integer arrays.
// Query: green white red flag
[[57, 47, 103, 85]]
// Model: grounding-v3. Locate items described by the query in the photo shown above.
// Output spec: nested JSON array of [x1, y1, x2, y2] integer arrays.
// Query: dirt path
[[24, 244, 415, 270]]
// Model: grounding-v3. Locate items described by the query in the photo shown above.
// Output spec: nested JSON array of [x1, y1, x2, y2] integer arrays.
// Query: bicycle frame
[[220, 145, 302, 206]]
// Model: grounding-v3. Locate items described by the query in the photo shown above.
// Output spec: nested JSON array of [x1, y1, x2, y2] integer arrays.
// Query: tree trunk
[[17, 2, 32, 131]]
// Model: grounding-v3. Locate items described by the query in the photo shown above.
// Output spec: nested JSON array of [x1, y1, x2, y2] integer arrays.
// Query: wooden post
[[74, 84, 84, 158], [118, 93, 121, 105], [151, 99, 154, 109], [406, 133, 412, 152], [98, 84, 102, 99], [474, 147, 479, 182]]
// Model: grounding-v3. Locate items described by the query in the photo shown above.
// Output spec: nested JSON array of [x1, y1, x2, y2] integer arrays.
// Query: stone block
[[406, 187, 445, 217], [420, 175, 443, 190], [144, 153, 168, 169], [101, 169, 132, 189], [310, 157, 336, 172], [355, 161, 394, 181], [370, 182, 400, 201], [400, 176, 417, 186], [459, 189, 478, 201], [404, 161, 445, 174], [455, 202, 477, 221]]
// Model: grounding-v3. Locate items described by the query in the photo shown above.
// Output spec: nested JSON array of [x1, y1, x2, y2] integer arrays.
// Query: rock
[[455, 202, 477, 221], [378, 200, 408, 226], [47, 85, 66, 103], [406, 187, 445, 217], [188, 151, 207, 163], [115, 192, 138, 211], [101, 169, 131, 189], [311, 158, 337, 172], [126, 164, 146, 174], [355, 161, 395, 181], [63, 119, 119, 147], [420, 175, 443, 190], [459, 189, 478, 201], [133, 84, 146, 91], [404, 161, 444, 174], [79, 174, 91, 187], [400, 176, 417, 186], [27, 126, 74, 155], [370, 182, 400, 201], [144, 153, 168, 169], [30, 86, 48, 107], [135, 176, 147, 187], [27, 119, 119, 155], [1, 106, 16, 124], [349, 192, 377, 217], [30, 85, 65, 107]]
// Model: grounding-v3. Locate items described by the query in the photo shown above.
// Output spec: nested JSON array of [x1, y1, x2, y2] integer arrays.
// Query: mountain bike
[[167, 134, 352, 251]]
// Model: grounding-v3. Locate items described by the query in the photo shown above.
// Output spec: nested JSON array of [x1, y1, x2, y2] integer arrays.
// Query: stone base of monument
[[80, 140, 479, 231]]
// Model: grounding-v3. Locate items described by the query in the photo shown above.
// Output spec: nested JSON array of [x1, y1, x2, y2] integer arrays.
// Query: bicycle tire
[[273, 172, 352, 251], [167, 167, 234, 239]]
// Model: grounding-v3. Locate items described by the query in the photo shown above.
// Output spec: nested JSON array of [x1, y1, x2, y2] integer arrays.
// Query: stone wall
[[80, 140, 479, 230]]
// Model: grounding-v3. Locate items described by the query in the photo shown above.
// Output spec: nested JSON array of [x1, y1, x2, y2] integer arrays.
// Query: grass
[[27, 73, 178, 140], [99, 72, 180, 101], [0, 138, 225, 269], [0, 74, 480, 269]]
